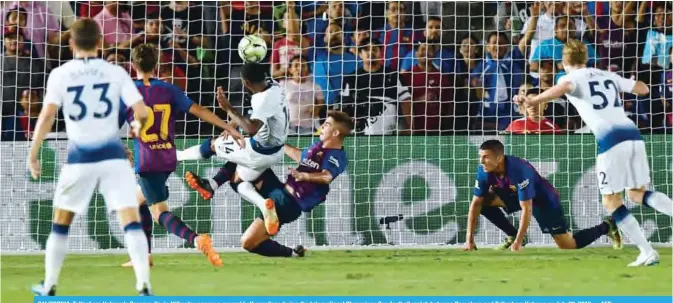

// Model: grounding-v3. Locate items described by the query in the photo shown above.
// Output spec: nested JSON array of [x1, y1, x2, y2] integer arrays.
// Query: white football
[[238, 35, 267, 63]]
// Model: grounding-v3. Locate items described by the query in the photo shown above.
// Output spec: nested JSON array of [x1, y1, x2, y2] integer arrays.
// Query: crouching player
[[239, 111, 351, 256], [464, 140, 622, 251], [121, 44, 244, 267]]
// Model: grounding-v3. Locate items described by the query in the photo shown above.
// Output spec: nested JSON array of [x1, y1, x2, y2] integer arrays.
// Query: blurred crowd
[[1, 1, 672, 141]]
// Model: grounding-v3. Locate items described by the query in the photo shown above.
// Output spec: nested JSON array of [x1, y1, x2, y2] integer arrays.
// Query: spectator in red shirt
[[505, 88, 562, 134], [400, 40, 453, 134], [271, 1, 309, 79]]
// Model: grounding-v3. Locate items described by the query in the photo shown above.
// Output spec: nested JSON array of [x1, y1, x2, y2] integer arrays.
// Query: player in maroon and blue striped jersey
[[120, 44, 244, 267], [237, 111, 351, 257], [464, 140, 622, 252]]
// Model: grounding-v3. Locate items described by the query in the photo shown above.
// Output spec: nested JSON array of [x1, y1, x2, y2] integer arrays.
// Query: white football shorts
[[212, 136, 284, 182], [595, 140, 651, 195]]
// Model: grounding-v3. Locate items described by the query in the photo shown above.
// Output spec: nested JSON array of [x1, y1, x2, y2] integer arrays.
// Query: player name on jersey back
[[44, 58, 144, 164]]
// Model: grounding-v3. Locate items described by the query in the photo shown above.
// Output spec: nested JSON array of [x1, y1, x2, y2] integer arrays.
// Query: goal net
[[1, 1, 671, 253]]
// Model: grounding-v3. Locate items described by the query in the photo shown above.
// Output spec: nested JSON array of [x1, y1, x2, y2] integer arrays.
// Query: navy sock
[[642, 190, 654, 208], [481, 207, 518, 237], [249, 239, 293, 257], [612, 205, 630, 223], [213, 162, 237, 186], [158, 212, 197, 245], [199, 138, 215, 159], [572, 222, 609, 249], [52, 223, 70, 235], [138, 204, 153, 253]]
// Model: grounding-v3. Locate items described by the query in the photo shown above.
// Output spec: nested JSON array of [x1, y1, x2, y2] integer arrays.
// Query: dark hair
[[525, 88, 542, 96], [132, 43, 159, 73], [289, 54, 308, 64], [5, 7, 27, 21], [146, 11, 160, 20], [241, 62, 267, 83], [487, 31, 509, 44], [427, 16, 442, 24], [70, 18, 101, 51], [555, 15, 573, 28], [3, 31, 21, 40], [105, 48, 129, 60], [479, 140, 505, 155], [358, 36, 381, 52], [327, 110, 353, 136]]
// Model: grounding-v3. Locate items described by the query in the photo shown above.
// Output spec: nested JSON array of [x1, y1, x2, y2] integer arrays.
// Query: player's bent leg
[[117, 207, 152, 295], [628, 187, 673, 216], [32, 209, 75, 296], [602, 194, 659, 266], [481, 195, 522, 250], [184, 161, 237, 200], [554, 217, 617, 250], [241, 219, 305, 257], [177, 137, 216, 161]]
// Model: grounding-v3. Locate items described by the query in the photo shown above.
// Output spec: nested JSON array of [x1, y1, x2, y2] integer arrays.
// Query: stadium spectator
[[597, 1, 639, 74], [104, 48, 135, 77], [279, 55, 325, 135], [78, 1, 105, 18], [505, 88, 562, 134], [400, 40, 453, 134], [373, 1, 416, 71], [340, 38, 412, 135], [94, 1, 134, 47], [271, 1, 310, 79], [15, 89, 42, 140], [400, 16, 455, 74], [640, 3, 673, 70], [471, 32, 524, 130], [348, 21, 370, 56], [46, 2, 75, 30], [565, 1, 596, 42], [454, 35, 482, 131], [161, 1, 211, 54], [521, 2, 583, 65], [0, 1, 62, 59], [304, 1, 354, 49], [530, 16, 597, 74], [311, 21, 359, 106], [138, 12, 163, 46]]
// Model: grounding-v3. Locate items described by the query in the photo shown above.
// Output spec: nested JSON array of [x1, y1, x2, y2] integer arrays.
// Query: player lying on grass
[[464, 140, 622, 252], [178, 62, 289, 236], [515, 39, 671, 266], [119, 43, 244, 267]]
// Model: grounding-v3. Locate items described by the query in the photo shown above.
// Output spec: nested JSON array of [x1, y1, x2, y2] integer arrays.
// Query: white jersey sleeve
[[249, 84, 288, 149], [44, 69, 64, 107], [119, 67, 143, 107], [610, 73, 637, 94]]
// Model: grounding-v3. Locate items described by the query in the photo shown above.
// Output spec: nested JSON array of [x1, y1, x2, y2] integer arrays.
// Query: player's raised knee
[[240, 235, 258, 251], [627, 187, 646, 204]]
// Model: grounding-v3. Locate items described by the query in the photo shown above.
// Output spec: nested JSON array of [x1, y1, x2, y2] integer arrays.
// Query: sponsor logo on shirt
[[518, 179, 530, 189], [302, 158, 320, 170], [328, 156, 340, 168]]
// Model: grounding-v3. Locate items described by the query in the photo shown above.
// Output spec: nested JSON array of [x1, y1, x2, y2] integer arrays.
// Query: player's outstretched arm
[[465, 195, 485, 251], [515, 81, 573, 107], [512, 199, 533, 251], [630, 81, 650, 96], [289, 168, 334, 184], [216, 87, 263, 135], [28, 104, 59, 179], [189, 104, 244, 143], [284, 144, 302, 163]]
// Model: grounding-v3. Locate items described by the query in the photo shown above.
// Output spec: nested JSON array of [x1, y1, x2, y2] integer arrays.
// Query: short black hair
[[487, 31, 509, 44], [479, 140, 505, 155], [555, 15, 573, 28], [146, 11, 160, 20], [427, 16, 442, 23], [241, 63, 267, 84], [525, 88, 542, 96], [5, 7, 27, 21], [358, 36, 381, 52]]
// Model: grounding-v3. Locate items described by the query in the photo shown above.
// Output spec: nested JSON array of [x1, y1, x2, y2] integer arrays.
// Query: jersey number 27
[[588, 80, 623, 110]]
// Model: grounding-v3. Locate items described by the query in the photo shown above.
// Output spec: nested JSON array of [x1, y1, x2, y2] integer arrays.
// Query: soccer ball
[[238, 35, 267, 63]]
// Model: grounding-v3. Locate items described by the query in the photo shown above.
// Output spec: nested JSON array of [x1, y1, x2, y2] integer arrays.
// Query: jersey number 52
[[588, 80, 623, 110]]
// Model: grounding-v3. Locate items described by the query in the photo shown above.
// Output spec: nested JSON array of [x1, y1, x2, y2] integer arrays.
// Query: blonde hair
[[562, 39, 588, 65]]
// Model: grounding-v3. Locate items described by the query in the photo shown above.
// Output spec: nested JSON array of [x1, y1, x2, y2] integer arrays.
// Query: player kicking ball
[[29, 19, 152, 296], [238, 111, 350, 257], [177, 63, 289, 236], [464, 140, 622, 252], [119, 44, 244, 267], [516, 39, 672, 266]]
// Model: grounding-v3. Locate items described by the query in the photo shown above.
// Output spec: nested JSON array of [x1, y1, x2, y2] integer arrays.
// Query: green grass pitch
[[2, 247, 671, 300]]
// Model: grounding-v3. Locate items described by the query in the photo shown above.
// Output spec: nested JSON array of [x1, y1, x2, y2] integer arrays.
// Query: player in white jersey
[[27, 19, 152, 296], [177, 62, 289, 235], [515, 39, 672, 267]]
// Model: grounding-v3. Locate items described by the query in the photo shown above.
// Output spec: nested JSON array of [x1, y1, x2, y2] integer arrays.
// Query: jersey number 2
[[66, 83, 112, 121], [588, 80, 622, 110], [139, 104, 171, 143]]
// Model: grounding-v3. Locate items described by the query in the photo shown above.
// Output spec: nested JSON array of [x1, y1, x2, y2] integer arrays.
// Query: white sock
[[237, 181, 268, 211], [44, 232, 68, 291], [125, 228, 151, 291], [644, 191, 673, 216], [177, 145, 203, 161], [616, 213, 655, 255], [208, 178, 219, 190]]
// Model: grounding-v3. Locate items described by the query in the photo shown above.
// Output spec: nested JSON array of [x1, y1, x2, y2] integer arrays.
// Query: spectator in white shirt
[[279, 55, 325, 135]]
